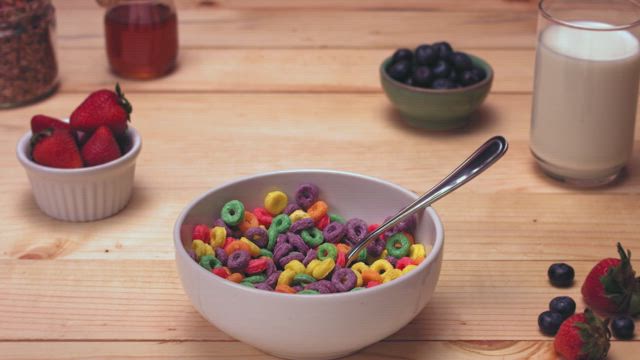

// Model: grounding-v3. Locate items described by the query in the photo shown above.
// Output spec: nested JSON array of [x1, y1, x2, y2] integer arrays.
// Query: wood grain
[[2, 259, 638, 342]]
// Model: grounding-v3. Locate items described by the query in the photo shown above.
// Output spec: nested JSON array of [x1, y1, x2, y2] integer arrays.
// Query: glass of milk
[[530, 0, 640, 186]]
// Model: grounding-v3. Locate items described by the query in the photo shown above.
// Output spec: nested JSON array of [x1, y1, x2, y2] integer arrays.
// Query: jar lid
[[0, 0, 52, 24]]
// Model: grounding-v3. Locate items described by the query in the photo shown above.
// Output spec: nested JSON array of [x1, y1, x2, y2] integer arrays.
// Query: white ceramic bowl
[[174, 169, 444, 359], [16, 127, 142, 222]]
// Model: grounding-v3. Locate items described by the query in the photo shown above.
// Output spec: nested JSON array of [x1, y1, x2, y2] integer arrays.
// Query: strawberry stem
[[115, 83, 133, 121]]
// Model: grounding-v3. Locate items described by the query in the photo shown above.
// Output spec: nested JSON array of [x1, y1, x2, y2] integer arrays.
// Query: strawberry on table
[[31, 128, 83, 169], [582, 243, 640, 316], [70, 83, 132, 136], [554, 309, 610, 360], [30, 114, 70, 133], [81, 126, 122, 167]]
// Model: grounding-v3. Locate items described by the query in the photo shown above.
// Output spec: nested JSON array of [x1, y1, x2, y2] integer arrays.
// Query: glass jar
[[0, 0, 59, 108], [103, 0, 178, 79]]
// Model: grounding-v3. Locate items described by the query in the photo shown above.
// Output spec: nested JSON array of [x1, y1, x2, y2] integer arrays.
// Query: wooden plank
[[51, 48, 534, 94], [1, 259, 639, 341], [55, 9, 537, 49]]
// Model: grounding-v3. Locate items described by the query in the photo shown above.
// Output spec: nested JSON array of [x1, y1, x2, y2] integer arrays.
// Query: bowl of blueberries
[[381, 41, 493, 130]]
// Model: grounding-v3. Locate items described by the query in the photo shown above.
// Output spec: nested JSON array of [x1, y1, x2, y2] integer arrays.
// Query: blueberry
[[459, 70, 481, 86], [412, 66, 433, 87], [391, 48, 413, 64], [471, 66, 487, 81], [432, 60, 451, 79], [548, 263, 574, 287], [538, 311, 564, 336], [549, 296, 576, 319], [450, 51, 473, 71], [448, 69, 458, 82], [387, 60, 411, 82], [415, 44, 438, 66], [611, 316, 635, 340], [433, 41, 453, 61], [431, 78, 456, 90]]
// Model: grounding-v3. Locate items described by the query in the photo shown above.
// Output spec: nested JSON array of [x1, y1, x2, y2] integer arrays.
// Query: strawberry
[[582, 243, 640, 316], [554, 309, 610, 360], [81, 126, 122, 167], [31, 129, 83, 169], [30, 114, 70, 133], [70, 83, 132, 136]]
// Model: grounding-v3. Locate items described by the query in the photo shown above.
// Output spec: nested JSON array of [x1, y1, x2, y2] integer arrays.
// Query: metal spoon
[[346, 136, 509, 266]]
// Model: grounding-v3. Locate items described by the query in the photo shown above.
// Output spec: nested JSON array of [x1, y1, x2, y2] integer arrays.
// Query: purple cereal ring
[[303, 248, 318, 266], [292, 285, 304, 292], [213, 218, 231, 233], [305, 280, 335, 294], [289, 218, 315, 233], [265, 271, 281, 288], [273, 242, 293, 266], [395, 214, 417, 232], [227, 249, 251, 273], [331, 268, 357, 292], [255, 283, 273, 291], [287, 232, 310, 254], [284, 203, 300, 215], [215, 247, 228, 266], [346, 218, 368, 245], [295, 183, 320, 210], [265, 258, 277, 277], [323, 221, 346, 244], [275, 233, 290, 248], [386, 256, 398, 267], [246, 227, 268, 248], [367, 237, 386, 258], [279, 251, 305, 268]]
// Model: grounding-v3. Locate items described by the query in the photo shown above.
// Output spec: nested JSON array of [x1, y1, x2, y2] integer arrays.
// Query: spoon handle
[[346, 136, 508, 265]]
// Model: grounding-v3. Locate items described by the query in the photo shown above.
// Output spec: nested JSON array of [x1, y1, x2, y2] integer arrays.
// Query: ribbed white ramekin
[[16, 127, 142, 222]]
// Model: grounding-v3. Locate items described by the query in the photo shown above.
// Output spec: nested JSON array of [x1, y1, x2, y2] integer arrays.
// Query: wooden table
[[1, 1, 638, 359]]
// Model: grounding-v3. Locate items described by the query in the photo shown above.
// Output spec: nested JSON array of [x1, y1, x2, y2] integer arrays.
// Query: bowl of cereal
[[174, 169, 444, 359]]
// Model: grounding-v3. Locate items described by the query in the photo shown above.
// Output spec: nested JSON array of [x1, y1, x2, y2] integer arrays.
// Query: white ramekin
[[16, 127, 142, 222]]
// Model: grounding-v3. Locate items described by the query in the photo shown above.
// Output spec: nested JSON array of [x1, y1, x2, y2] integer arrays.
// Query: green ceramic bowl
[[380, 54, 493, 130]]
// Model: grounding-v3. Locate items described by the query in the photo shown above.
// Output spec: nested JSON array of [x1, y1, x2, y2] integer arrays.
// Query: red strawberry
[[30, 114, 70, 133], [582, 243, 640, 316], [31, 129, 83, 169], [554, 309, 610, 360], [80, 126, 122, 167], [70, 83, 132, 136]]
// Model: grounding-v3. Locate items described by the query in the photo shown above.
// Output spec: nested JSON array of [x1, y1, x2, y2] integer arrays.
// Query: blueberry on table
[[471, 66, 487, 81], [412, 66, 433, 87], [538, 310, 564, 336], [391, 48, 413, 64], [387, 60, 411, 82], [433, 41, 453, 61], [431, 78, 456, 89], [548, 263, 574, 287], [451, 52, 473, 71], [459, 70, 481, 86], [431, 60, 452, 79], [549, 296, 576, 319], [611, 316, 635, 340], [415, 44, 438, 65]]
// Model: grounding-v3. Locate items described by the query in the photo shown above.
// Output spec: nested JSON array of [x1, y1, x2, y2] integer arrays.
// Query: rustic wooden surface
[[1, 0, 638, 358]]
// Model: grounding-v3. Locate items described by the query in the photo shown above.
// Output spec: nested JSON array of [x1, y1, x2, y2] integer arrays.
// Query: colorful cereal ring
[[385, 233, 411, 258], [221, 200, 245, 226], [264, 191, 288, 215]]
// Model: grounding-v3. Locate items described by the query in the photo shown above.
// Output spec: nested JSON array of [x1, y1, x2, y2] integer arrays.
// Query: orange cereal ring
[[413, 256, 425, 265], [275, 284, 296, 294], [403, 231, 415, 245], [227, 273, 244, 283], [361, 269, 383, 285], [225, 240, 252, 255], [238, 211, 259, 234], [336, 243, 351, 254], [306, 201, 328, 222]]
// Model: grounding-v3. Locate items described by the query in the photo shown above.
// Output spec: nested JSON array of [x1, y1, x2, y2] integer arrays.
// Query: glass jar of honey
[[102, 0, 178, 79]]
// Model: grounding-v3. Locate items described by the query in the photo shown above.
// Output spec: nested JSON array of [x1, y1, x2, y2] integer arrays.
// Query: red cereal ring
[[246, 258, 269, 274], [212, 267, 231, 279], [316, 214, 330, 230], [336, 251, 346, 268], [366, 280, 381, 288], [223, 237, 235, 249], [253, 208, 273, 227], [192, 224, 210, 243], [402, 231, 415, 245], [367, 224, 379, 233], [396, 257, 413, 270]]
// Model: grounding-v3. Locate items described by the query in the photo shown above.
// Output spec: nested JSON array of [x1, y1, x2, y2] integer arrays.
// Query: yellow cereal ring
[[311, 258, 335, 280], [277, 268, 297, 286], [402, 264, 418, 274], [289, 209, 311, 223], [192, 240, 214, 258], [382, 269, 402, 283], [351, 262, 369, 275], [305, 259, 321, 275], [264, 191, 288, 215], [409, 244, 427, 262], [210, 226, 227, 249], [352, 268, 363, 287], [284, 259, 306, 274], [370, 259, 394, 276], [381, 249, 388, 258], [240, 237, 261, 257]]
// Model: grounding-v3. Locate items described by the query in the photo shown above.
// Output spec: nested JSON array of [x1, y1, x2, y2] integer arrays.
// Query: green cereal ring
[[267, 227, 278, 251], [357, 248, 368, 262], [301, 227, 324, 247], [316, 243, 337, 261], [259, 248, 273, 258], [221, 200, 245, 226], [350, 287, 365, 292], [240, 281, 255, 288], [385, 233, 411, 258], [243, 274, 267, 284], [292, 273, 316, 286], [298, 289, 320, 295], [199, 254, 221, 271], [329, 213, 346, 224], [270, 214, 291, 234]]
